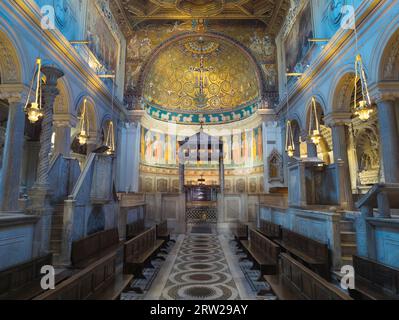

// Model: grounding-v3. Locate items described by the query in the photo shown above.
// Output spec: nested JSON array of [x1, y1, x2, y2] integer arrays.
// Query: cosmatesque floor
[[121, 228, 276, 300]]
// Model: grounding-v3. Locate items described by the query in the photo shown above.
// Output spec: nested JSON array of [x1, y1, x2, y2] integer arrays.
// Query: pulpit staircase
[[339, 218, 357, 266], [47, 154, 81, 264]]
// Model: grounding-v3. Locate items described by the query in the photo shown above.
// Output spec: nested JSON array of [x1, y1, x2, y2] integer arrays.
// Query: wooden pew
[[126, 218, 146, 240], [276, 253, 352, 300], [34, 250, 132, 300], [240, 228, 280, 279], [233, 221, 248, 242], [0, 253, 71, 300], [156, 220, 173, 243], [124, 226, 165, 279], [258, 219, 281, 240], [71, 228, 121, 269], [276, 228, 330, 280], [349, 255, 399, 300]]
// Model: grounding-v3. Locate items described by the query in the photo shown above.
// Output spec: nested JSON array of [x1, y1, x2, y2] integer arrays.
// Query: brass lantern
[[25, 58, 44, 123], [354, 54, 373, 121]]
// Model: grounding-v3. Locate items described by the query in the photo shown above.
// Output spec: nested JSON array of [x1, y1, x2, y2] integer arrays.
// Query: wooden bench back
[[281, 253, 351, 300], [156, 220, 168, 237], [124, 226, 156, 262], [353, 255, 399, 297], [126, 218, 146, 240], [236, 222, 248, 239], [259, 219, 281, 239], [71, 228, 119, 266], [0, 253, 52, 297], [249, 228, 280, 263], [282, 229, 329, 262], [35, 252, 116, 300]]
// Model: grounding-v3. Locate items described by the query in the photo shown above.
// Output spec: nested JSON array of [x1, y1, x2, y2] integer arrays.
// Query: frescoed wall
[[140, 125, 263, 168], [86, 0, 120, 72], [284, 1, 314, 73]]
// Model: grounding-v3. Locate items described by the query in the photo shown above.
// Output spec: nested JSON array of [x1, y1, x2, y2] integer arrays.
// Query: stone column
[[377, 99, 399, 183], [219, 156, 224, 194], [29, 66, 63, 257], [53, 119, 71, 157], [119, 109, 144, 193], [33, 66, 64, 189], [179, 163, 185, 193], [0, 92, 27, 211], [325, 113, 354, 210]]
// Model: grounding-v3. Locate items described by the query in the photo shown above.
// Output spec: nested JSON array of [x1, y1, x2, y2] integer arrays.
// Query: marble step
[[50, 226, 63, 241], [50, 239, 62, 252], [340, 220, 355, 232], [341, 243, 357, 256], [340, 231, 356, 243], [341, 255, 353, 266]]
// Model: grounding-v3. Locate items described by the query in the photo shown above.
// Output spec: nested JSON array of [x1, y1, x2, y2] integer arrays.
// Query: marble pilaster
[[0, 91, 27, 212], [376, 99, 399, 183]]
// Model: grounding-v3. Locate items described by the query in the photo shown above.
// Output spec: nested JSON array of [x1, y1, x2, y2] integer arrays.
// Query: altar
[[185, 185, 219, 223], [178, 127, 224, 224]]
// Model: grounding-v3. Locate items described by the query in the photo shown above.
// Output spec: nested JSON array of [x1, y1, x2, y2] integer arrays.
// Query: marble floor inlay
[[161, 234, 240, 300]]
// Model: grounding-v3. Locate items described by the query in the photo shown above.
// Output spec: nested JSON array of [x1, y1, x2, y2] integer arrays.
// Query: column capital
[[53, 113, 77, 127], [127, 109, 145, 123], [257, 108, 276, 123], [369, 81, 399, 104], [0, 84, 29, 103], [324, 112, 353, 127], [41, 66, 64, 87]]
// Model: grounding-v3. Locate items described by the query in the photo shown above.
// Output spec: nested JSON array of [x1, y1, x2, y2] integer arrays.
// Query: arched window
[[268, 149, 283, 183]]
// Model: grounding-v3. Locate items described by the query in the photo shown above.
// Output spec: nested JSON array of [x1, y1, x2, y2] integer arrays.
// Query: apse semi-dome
[[142, 34, 261, 125]]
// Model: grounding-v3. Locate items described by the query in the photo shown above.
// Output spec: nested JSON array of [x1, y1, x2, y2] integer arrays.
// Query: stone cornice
[[257, 108, 276, 123], [324, 112, 353, 126], [369, 81, 399, 103], [127, 109, 146, 123]]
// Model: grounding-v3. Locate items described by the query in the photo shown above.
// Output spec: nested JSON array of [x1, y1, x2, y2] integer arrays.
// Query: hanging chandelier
[[309, 97, 322, 145], [285, 120, 295, 158], [105, 121, 115, 155], [354, 54, 373, 121], [24, 58, 44, 123], [78, 98, 89, 145]]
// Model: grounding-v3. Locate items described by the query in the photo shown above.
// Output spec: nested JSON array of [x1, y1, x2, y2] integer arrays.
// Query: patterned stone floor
[[121, 229, 277, 300], [161, 234, 240, 300]]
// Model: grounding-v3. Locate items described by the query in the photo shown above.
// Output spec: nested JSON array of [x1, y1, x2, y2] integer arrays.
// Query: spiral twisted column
[[34, 66, 64, 188]]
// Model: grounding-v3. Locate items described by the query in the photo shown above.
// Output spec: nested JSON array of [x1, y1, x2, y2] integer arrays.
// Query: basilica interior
[[0, 0, 399, 301]]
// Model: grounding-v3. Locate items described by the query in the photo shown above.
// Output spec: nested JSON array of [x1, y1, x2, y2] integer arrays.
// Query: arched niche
[[305, 97, 332, 164], [0, 29, 22, 84], [288, 118, 302, 158], [379, 28, 399, 81], [71, 97, 99, 159]]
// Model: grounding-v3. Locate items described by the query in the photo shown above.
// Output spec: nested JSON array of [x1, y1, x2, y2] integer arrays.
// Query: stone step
[[52, 214, 64, 226], [50, 227, 63, 241], [341, 243, 357, 256], [341, 256, 353, 266], [340, 231, 356, 243], [50, 240, 62, 253], [340, 220, 355, 232]]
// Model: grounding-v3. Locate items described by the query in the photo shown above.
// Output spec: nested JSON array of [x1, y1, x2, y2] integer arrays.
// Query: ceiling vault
[[110, 0, 290, 35]]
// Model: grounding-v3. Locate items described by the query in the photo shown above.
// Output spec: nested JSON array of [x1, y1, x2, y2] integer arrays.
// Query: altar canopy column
[[325, 112, 354, 210], [179, 163, 185, 193], [219, 155, 224, 193], [0, 90, 27, 211], [376, 99, 399, 183]]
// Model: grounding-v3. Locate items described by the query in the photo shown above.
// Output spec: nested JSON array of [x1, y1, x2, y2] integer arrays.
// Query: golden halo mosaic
[[142, 35, 260, 124]]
